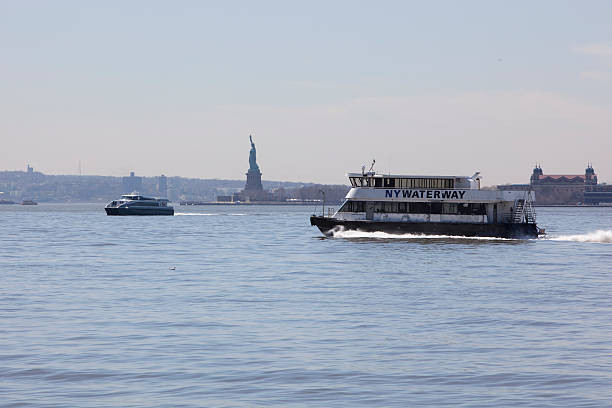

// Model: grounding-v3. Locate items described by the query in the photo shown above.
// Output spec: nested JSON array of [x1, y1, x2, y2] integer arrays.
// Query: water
[[1, 204, 611, 407]]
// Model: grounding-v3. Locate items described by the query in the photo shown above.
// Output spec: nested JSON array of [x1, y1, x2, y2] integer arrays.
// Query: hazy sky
[[1, 1, 611, 185]]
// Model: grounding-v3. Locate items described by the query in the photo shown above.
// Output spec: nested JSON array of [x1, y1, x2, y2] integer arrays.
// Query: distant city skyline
[[1, 1, 611, 185]]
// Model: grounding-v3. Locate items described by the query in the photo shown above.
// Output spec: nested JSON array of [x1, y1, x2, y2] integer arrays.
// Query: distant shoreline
[[179, 201, 342, 206]]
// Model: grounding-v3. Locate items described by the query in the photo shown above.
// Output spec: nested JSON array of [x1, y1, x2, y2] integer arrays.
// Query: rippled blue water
[[1, 204, 611, 407]]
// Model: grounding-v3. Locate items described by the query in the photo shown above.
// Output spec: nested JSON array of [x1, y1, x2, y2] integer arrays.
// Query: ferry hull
[[310, 216, 539, 239], [105, 207, 174, 216]]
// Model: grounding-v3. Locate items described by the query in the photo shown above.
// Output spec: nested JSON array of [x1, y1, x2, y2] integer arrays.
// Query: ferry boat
[[105, 193, 174, 216], [311, 170, 543, 238]]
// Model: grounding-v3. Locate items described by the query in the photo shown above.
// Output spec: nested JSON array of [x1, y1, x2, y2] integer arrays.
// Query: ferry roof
[[121, 194, 168, 201], [347, 172, 473, 180]]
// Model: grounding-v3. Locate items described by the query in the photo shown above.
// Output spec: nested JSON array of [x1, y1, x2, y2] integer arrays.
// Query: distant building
[[157, 174, 168, 198], [499, 164, 612, 205], [122, 171, 143, 193], [530, 164, 594, 205]]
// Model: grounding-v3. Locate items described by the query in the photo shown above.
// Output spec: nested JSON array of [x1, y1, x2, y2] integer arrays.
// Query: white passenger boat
[[311, 169, 543, 238], [105, 193, 174, 216]]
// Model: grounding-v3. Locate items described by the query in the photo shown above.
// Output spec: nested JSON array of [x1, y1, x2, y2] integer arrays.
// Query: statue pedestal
[[245, 169, 263, 191]]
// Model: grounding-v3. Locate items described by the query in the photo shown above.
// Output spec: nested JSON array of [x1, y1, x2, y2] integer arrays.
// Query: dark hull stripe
[[310, 216, 539, 239], [105, 208, 174, 216]]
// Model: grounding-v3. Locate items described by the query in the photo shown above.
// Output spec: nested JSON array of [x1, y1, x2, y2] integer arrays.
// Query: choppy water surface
[[1, 204, 611, 407]]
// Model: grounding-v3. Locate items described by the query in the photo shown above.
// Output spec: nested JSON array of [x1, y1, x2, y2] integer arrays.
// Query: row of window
[[125, 202, 161, 207], [339, 201, 487, 215], [349, 177, 455, 189]]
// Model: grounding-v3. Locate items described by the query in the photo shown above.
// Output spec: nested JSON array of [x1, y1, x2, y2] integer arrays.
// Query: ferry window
[[384, 202, 398, 213], [456, 203, 486, 215], [411, 202, 428, 214], [384, 178, 395, 188], [472, 203, 486, 215], [340, 201, 360, 212], [398, 202, 408, 213], [442, 203, 457, 214], [430, 203, 442, 214], [366, 177, 373, 187], [374, 178, 383, 188]]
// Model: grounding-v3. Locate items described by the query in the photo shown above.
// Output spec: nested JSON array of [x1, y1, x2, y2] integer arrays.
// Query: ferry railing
[[312, 205, 335, 218]]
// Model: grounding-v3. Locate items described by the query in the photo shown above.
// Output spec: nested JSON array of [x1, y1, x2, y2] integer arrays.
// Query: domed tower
[[530, 164, 543, 185], [585, 163, 597, 185]]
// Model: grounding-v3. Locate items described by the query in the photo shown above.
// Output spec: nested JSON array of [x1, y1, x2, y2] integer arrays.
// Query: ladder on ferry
[[512, 199, 536, 224]]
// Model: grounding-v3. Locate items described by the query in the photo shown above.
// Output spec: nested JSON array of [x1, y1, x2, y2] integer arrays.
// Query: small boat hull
[[310, 216, 540, 239], [105, 207, 174, 216]]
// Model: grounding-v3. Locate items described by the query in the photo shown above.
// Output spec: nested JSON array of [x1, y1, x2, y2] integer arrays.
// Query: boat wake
[[174, 213, 247, 216], [330, 228, 612, 244], [329, 228, 515, 241], [547, 230, 612, 244]]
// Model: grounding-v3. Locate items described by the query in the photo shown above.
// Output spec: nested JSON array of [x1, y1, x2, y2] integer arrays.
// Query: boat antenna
[[319, 189, 326, 217], [369, 159, 376, 173], [361, 165, 366, 176]]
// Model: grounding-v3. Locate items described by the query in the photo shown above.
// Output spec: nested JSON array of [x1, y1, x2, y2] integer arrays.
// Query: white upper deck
[[120, 193, 169, 202], [347, 171, 482, 189], [345, 171, 532, 203]]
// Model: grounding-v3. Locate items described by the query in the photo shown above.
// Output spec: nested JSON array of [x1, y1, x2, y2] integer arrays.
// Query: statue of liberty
[[244, 134, 263, 192], [249, 135, 259, 171]]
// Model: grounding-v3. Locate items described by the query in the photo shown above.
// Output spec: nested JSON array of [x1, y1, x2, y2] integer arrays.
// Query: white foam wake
[[548, 230, 612, 244], [174, 213, 247, 216], [174, 213, 219, 216], [330, 229, 514, 241]]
